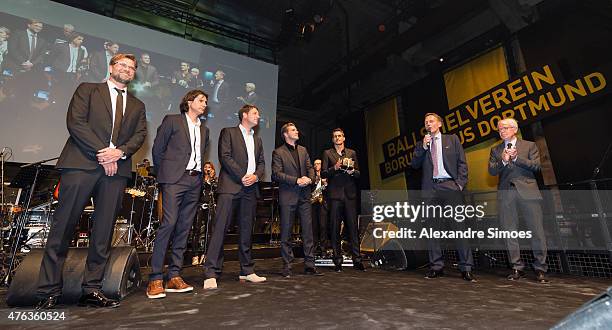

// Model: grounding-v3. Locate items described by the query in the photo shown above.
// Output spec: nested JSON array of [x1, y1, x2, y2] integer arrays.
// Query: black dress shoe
[[36, 295, 59, 310], [78, 291, 120, 308], [424, 269, 444, 279], [281, 269, 292, 278], [353, 262, 366, 271], [507, 269, 526, 281], [304, 267, 324, 276], [535, 270, 550, 284], [334, 264, 343, 272], [461, 271, 477, 282]]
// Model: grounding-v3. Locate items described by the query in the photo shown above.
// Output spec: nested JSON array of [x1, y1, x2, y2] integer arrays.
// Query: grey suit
[[272, 144, 316, 270], [488, 139, 547, 272]]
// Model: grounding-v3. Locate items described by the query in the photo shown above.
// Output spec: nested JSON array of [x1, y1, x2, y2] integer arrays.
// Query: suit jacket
[[56, 82, 147, 178], [51, 43, 86, 73], [88, 51, 110, 82], [240, 92, 258, 106], [272, 144, 315, 206], [152, 114, 210, 184], [217, 126, 265, 194], [321, 147, 360, 200], [213, 80, 230, 104], [488, 139, 542, 200], [412, 134, 468, 191], [135, 64, 159, 87], [6, 30, 49, 70]]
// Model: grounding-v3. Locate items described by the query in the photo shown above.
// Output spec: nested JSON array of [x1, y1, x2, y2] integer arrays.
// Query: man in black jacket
[[412, 112, 475, 282], [147, 89, 210, 299], [36, 54, 147, 309], [203, 104, 266, 289], [272, 123, 321, 277], [321, 128, 365, 272]]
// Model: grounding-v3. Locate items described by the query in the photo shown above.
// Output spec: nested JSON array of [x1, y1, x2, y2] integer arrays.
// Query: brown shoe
[[146, 279, 166, 299], [166, 276, 194, 293]]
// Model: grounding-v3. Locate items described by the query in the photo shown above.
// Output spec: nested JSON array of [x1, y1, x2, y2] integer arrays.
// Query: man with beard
[[36, 53, 147, 309]]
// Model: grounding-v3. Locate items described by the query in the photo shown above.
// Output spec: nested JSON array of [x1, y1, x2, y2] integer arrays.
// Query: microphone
[[506, 142, 513, 149], [425, 129, 431, 148]]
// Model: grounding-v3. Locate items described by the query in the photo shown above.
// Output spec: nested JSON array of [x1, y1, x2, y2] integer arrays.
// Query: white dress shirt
[[432, 132, 452, 179], [185, 113, 202, 171], [239, 124, 256, 175]]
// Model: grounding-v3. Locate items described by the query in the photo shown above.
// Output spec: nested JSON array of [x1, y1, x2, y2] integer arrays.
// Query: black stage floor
[[1, 258, 610, 329]]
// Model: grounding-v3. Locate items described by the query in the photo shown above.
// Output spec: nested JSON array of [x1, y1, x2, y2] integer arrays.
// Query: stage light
[[439, 57, 444, 62]]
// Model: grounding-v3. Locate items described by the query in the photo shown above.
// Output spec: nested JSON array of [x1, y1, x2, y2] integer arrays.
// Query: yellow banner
[[443, 47, 508, 190], [366, 98, 407, 190]]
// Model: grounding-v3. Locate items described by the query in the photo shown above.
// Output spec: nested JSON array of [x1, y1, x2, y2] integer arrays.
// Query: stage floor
[[1, 258, 610, 329]]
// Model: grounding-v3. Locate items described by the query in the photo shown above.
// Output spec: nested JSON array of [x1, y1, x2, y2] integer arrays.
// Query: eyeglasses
[[115, 62, 136, 72], [498, 126, 516, 131]]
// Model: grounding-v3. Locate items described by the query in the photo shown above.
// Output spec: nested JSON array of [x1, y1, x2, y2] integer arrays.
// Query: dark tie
[[431, 136, 439, 177], [111, 88, 124, 145]]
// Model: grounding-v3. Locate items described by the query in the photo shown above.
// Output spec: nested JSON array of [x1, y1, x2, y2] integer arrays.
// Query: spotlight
[[439, 57, 444, 62]]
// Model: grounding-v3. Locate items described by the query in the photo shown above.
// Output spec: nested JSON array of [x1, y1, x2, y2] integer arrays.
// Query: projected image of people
[[0, 11, 277, 179]]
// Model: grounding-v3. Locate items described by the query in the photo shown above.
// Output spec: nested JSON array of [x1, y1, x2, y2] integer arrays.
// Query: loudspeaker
[[552, 287, 612, 329], [6, 247, 141, 306]]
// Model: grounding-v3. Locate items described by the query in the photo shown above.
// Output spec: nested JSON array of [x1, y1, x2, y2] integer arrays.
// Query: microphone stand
[[4, 156, 58, 285]]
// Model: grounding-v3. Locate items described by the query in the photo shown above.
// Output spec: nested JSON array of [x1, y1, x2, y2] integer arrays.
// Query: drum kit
[[0, 157, 223, 283]]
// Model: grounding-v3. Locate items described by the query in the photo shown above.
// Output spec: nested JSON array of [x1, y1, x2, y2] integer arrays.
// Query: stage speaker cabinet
[[552, 286, 612, 329], [6, 247, 141, 307], [360, 219, 429, 270]]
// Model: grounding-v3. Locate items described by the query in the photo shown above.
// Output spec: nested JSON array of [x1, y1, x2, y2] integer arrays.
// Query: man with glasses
[[321, 128, 365, 272], [36, 54, 147, 309], [488, 118, 548, 283]]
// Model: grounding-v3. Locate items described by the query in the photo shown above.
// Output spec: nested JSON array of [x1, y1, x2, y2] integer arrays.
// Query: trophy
[[340, 157, 354, 172]]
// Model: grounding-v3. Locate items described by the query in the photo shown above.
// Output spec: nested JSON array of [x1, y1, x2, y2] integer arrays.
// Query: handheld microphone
[[506, 142, 513, 149], [426, 129, 431, 148]]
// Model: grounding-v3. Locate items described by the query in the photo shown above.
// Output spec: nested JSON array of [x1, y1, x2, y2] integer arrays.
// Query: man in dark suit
[[203, 104, 266, 289], [36, 54, 147, 309], [51, 33, 86, 99], [147, 89, 210, 299], [51, 33, 86, 75], [272, 123, 322, 277], [88, 41, 118, 82], [488, 118, 548, 283], [6, 19, 48, 73], [237, 82, 258, 106], [412, 112, 475, 282], [321, 128, 365, 272], [135, 53, 159, 89]]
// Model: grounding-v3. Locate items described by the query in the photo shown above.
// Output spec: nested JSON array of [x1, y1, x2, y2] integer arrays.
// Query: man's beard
[[111, 72, 132, 84]]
